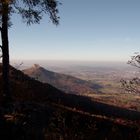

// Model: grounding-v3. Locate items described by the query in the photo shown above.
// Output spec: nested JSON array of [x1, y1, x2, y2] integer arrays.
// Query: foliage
[[1, 65, 140, 121], [0, 102, 140, 140], [128, 52, 140, 68], [121, 53, 140, 95], [0, 0, 60, 103], [0, 0, 60, 26], [0, 65, 140, 139], [121, 78, 140, 94]]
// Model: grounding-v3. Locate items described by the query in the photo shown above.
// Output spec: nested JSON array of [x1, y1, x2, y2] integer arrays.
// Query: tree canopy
[[0, 0, 60, 103], [121, 53, 140, 94], [0, 0, 60, 26]]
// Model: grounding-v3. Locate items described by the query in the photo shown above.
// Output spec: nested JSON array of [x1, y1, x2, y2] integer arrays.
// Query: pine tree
[[0, 0, 60, 103]]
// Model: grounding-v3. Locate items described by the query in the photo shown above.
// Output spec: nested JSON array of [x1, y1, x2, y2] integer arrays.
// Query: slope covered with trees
[[0, 0, 60, 104], [23, 64, 102, 95], [0, 64, 140, 139]]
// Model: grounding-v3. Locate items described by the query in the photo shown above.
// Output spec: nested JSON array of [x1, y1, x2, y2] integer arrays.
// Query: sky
[[9, 0, 140, 62]]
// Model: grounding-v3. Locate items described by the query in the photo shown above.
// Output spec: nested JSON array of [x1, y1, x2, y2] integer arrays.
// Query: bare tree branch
[[0, 45, 2, 59], [121, 53, 140, 95]]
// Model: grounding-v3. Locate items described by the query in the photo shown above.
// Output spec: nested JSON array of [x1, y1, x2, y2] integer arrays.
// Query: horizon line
[[10, 59, 128, 63]]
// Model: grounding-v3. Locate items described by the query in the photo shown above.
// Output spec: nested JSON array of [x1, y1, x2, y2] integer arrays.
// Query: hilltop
[[23, 64, 102, 95], [0, 64, 140, 139], [0, 64, 140, 120]]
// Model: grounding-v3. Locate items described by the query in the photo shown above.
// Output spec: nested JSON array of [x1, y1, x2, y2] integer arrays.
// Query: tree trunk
[[1, 3, 11, 104]]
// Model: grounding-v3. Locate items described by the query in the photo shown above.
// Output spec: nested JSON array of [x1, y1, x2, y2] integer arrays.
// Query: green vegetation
[[0, 65, 140, 139], [87, 93, 140, 112], [1, 102, 139, 140], [0, 0, 60, 104]]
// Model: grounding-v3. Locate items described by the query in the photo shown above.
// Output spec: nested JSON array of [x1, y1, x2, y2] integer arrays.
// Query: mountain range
[[0, 63, 139, 120], [0, 63, 140, 139], [22, 64, 102, 95]]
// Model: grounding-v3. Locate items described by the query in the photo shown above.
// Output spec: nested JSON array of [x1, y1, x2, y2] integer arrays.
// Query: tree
[[121, 53, 140, 94], [0, 0, 60, 103]]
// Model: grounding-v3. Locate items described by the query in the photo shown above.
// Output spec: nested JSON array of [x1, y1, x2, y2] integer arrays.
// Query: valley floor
[[86, 93, 140, 112]]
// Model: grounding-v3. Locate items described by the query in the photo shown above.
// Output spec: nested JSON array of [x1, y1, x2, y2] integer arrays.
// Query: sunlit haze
[[9, 0, 140, 62]]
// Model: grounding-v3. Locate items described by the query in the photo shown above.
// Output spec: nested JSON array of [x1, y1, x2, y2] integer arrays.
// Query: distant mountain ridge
[[0, 63, 140, 122], [23, 64, 102, 95], [1, 64, 140, 139]]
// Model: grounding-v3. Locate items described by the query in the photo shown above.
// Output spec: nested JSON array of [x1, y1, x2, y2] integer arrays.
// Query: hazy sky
[[9, 0, 140, 62]]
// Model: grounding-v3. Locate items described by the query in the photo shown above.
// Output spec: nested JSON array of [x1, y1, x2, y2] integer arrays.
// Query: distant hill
[[23, 64, 102, 95], [0, 64, 64, 102], [0, 64, 140, 121], [0, 65, 140, 139], [0, 63, 138, 120]]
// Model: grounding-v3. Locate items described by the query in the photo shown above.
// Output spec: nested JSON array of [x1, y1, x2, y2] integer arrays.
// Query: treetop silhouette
[[0, 0, 60, 103]]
